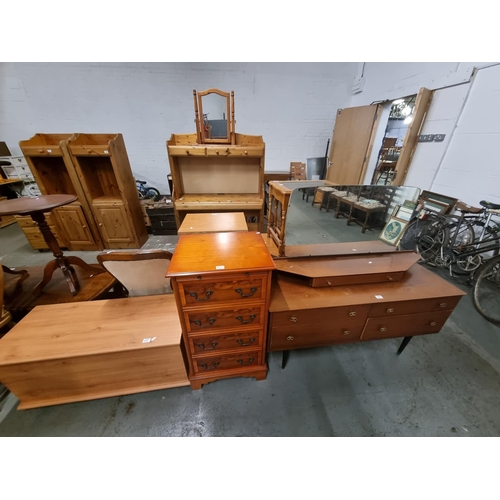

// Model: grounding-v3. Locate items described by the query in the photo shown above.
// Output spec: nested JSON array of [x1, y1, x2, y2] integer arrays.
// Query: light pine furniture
[[268, 263, 466, 368], [167, 133, 265, 232], [167, 232, 276, 389], [18, 133, 147, 251], [177, 212, 248, 235], [65, 133, 148, 249], [0, 294, 189, 409], [167, 88, 265, 232], [19, 133, 104, 250]]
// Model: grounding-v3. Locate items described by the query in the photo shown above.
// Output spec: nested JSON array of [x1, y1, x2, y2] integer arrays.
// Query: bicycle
[[136, 179, 161, 201], [473, 253, 500, 324]]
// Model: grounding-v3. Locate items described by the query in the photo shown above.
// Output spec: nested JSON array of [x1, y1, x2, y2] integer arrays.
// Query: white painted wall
[[0, 62, 357, 194]]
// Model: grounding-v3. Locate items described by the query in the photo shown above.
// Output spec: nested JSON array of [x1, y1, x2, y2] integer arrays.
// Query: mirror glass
[[201, 93, 228, 140], [283, 183, 421, 246]]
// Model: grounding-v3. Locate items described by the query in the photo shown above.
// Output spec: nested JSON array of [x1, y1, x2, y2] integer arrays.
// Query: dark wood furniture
[[0, 195, 105, 296], [0, 295, 189, 409], [167, 232, 276, 389], [3, 263, 118, 322], [268, 263, 466, 368]]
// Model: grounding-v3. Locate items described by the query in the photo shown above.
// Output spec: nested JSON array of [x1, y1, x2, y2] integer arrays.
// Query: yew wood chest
[[167, 231, 276, 389]]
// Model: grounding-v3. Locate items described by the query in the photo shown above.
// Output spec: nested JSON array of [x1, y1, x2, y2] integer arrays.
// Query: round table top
[[0, 194, 77, 216]]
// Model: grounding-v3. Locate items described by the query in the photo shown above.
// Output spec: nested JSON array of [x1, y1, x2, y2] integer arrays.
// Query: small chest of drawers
[[167, 232, 276, 389]]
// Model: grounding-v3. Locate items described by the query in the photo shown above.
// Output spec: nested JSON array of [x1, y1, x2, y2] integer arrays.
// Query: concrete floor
[[1, 197, 500, 436]]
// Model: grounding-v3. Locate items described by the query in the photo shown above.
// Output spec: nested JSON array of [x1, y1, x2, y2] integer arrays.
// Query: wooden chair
[[96, 250, 174, 297], [290, 162, 306, 180]]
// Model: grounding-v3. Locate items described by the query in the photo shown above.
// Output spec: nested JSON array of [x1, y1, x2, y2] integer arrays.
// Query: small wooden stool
[[178, 212, 248, 235]]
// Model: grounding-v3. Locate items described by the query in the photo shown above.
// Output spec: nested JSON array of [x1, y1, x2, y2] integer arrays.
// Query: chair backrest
[[290, 162, 306, 180], [0, 265, 12, 329], [96, 250, 174, 297]]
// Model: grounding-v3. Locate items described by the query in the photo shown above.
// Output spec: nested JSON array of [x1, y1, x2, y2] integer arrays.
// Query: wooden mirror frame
[[193, 88, 235, 145]]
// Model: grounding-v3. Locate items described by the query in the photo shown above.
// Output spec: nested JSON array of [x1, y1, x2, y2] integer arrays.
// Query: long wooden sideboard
[[268, 263, 466, 368]]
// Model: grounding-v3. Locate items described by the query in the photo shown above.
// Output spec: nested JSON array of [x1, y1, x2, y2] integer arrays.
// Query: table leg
[[1, 265, 29, 277], [281, 350, 290, 369], [397, 336, 413, 355], [30, 212, 83, 296]]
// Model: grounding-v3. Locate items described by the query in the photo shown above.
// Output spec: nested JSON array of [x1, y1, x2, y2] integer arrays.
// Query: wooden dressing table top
[[270, 264, 466, 312]]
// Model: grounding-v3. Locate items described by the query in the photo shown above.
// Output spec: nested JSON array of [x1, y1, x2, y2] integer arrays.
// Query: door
[[94, 202, 134, 247], [391, 87, 433, 185], [52, 203, 98, 251], [326, 104, 382, 185]]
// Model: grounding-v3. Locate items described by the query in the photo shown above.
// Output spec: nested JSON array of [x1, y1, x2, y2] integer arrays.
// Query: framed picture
[[379, 216, 409, 246]]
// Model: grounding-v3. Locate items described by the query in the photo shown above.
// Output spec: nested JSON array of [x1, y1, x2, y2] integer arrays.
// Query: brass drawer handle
[[380, 327, 387, 332], [237, 358, 255, 366], [348, 311, 357, 317], [286, 336, 295, 341], [193, 318, 216, 328], [290, 316, 298, 322], [234, 287, 258, 298], [343, 330, 351, 336], [236, 338, 255, 346], [430, 321, 437, 327], [189, 290, 213, 301], [386, 308, 394, 313], [196, 341, 218, 351], [200, 362, 220, 371], [235, 314, 257, 325], [439, 303, 447, 308]]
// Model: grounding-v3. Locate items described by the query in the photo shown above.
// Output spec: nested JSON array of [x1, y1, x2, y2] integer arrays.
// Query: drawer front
[[270, 322, 365, 351], [368, 296, 461, 317], [193, 350, 263, 375], [189, 329, 262, 356], [178, 274, 267, 306], [16, 213, 55, 228], [311, 272, 403, 287], [185, 305, 264, 333], [271, 304, 370, 328], [361, 310, 453, 341]]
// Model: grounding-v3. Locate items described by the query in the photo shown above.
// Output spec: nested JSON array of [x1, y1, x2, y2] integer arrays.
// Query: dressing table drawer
[[368, 296, 461, 317], [271, 304, 370, 328], [360, 310, 453, 341], [270, 322, 365, 350]]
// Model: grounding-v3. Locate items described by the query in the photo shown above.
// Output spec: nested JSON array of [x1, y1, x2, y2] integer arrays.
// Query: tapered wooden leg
[[281, 350, 290, 369], [33, 259, 60, 296], [397, 336, 413, 355]]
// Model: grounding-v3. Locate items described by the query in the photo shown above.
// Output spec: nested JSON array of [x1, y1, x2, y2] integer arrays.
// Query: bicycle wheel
[[473, 256, 500, 324], [145, 187, 161, 201], [415, 216, 447, 265], [455, 223, 500, 274]]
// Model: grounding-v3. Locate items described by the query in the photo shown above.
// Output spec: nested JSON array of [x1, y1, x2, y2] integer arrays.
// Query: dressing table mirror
[[266, 180, 421, 258], [193, 88, 235, 144]]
